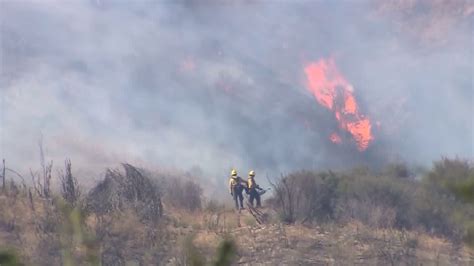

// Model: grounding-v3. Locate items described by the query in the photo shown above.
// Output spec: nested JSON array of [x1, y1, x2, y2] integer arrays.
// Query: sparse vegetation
[[0, 158, 472, 265]]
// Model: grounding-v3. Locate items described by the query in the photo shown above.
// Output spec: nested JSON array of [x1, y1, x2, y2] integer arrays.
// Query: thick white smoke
[[0, 1, 472, 187]]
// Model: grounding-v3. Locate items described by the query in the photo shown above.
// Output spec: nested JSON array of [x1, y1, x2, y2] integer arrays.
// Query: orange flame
[[330, 132, 342, 144], [304, 58, 373, 151]]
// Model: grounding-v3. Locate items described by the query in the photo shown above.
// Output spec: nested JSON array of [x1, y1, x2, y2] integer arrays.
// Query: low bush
[[269, 158, 474, 242], [270, 171, 339, 224], [86, 164, 163, 223], [162, 177, 203, 212]]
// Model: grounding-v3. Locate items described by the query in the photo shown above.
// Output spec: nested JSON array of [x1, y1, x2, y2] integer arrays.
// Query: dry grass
[[1, 190, 473, 265], [1, 158, 473, 265]]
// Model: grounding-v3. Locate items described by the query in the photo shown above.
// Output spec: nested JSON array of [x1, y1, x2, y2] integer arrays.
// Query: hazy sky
[[1, 0, 472, 184]]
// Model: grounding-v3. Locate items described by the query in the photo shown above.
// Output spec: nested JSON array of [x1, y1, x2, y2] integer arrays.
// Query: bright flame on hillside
[[304, 58, 373, 151], [330, 132, 342, 144]]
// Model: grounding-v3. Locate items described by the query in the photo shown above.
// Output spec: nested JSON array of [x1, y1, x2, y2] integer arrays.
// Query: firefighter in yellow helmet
[[228, 169, 245, 210], [247, 170, 263, 208]]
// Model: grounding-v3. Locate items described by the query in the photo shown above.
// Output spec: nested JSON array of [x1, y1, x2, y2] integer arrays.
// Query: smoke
[[0, 0, 472, 183]]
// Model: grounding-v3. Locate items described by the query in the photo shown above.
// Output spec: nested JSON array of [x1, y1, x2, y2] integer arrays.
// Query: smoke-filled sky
[[1, 0, 473, 183]]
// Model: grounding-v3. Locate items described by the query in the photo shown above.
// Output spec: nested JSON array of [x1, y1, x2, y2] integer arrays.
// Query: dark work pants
[[232, 186, 244, 209], [249, 188, 261, 207]]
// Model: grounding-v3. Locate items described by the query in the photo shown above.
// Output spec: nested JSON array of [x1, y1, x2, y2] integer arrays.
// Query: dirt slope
[[170, 207, 473, 265]]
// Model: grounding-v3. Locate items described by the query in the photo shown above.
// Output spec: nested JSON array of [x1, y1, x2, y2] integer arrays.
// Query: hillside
[[2, 1, 473, 265], [168, 208, 473, 265], [1, 192, 473, 265], [0, 160, 473, 265]]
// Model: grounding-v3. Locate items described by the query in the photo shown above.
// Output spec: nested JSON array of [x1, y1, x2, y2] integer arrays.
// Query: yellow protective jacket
[[247, 177, 259, 190], [229, 176, 243, 193]]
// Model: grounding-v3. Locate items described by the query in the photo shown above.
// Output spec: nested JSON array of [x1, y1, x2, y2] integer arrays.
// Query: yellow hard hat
[[249, 170, 255, 177], [231, 169, 237, 176]]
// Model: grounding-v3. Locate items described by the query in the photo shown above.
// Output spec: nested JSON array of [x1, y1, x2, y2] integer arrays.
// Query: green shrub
[[213, 238, 236, 266], [0, 248, 22, 266], [269, 158, 474, 243]]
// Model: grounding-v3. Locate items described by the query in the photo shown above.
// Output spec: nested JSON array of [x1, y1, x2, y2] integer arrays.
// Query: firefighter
[[228, 169, 245, 210], [247, 170, 263, 208]]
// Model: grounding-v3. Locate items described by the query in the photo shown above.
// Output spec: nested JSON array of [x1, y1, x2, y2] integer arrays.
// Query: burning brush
[[305, 58, 374, 151]]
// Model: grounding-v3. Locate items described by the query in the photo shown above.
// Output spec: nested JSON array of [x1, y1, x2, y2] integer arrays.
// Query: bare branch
[[60, 159, 81, 206]]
